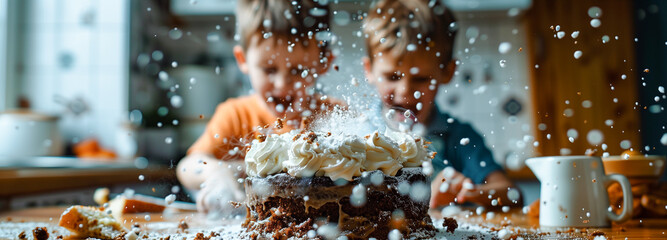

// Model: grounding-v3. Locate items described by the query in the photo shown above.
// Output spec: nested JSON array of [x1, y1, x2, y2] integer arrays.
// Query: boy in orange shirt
[[362, 0, 522, 209], [177, 0, 334, 213]]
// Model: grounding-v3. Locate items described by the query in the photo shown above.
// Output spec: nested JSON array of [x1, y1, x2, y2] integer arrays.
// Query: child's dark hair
[[364, 0, 457, 65]]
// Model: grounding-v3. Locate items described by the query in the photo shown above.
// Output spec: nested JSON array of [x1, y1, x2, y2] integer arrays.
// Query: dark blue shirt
[[426, 109, 503, 184]]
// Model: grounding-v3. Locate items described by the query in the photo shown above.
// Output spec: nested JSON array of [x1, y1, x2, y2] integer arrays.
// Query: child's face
[[234, 35, 331, 120], [364, 49, 456, 123]]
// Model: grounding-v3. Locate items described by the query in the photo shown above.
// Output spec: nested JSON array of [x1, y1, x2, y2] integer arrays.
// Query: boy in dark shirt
[[362, 0, 522, 208]]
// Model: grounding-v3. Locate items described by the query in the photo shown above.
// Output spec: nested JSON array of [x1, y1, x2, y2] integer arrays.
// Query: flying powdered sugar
[[309, 107, 383, 137]]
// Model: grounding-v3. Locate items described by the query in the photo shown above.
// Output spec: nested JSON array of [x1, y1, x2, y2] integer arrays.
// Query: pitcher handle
[[605, 174, 633, 223]]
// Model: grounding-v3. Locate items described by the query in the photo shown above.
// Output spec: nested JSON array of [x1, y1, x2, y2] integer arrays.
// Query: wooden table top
[[430, 208, 667, 239], [1, 206, 666, 239]]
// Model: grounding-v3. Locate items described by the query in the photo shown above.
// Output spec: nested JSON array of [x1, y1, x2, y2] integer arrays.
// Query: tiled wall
[[15, 0, 129, 149], [437, 15, 537, 169]]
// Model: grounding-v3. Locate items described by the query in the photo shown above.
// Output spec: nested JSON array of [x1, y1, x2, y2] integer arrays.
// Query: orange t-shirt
[[188, 95, 292, 159]]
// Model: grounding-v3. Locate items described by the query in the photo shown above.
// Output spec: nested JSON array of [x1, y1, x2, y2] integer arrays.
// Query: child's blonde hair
[[363, 0, 457, 65], [236, 0, 330, 51]]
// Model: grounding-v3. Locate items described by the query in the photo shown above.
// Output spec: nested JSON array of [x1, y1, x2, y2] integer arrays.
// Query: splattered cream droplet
[[556, 31, 565, 39], [590, 19, 601, 28], [498, 42, 512, 54]]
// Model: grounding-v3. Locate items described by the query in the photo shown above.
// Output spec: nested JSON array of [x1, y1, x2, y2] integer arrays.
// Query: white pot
[[0, 110, 64, 156]]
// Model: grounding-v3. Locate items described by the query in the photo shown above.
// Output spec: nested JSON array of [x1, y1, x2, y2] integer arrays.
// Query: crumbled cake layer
[[58, 205, 126, 239], [244, 168, 435, 239]]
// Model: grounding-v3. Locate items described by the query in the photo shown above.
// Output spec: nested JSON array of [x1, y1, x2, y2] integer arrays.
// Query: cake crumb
[[32, 227, 49, 240], [194, 232, 209, 240], [442, 217, 458, 233], [275, 118, 284, 129], [230, 201, 243, 208], [208, 231, 220, 238], [256, 134, 267, 143], [178, 220, 189, 232], [305, 132, 317, 143], [18, 231, 27, 240]]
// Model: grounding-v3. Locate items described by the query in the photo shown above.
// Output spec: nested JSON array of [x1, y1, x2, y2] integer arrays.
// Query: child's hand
[[430, 168, 523, 209], [195, 161, 246, 216], [430, 167, 478, 208]]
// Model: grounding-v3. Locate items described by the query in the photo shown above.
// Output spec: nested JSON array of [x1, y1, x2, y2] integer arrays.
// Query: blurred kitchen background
[[0, 0, 665, 210]]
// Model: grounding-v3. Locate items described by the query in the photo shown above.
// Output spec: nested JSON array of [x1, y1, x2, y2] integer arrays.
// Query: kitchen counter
[[0, 157, 176, 197], [1, 206, 666, 239]]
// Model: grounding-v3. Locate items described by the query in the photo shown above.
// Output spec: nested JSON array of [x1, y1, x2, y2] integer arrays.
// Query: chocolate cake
[[244, 168, 434, 239], [242, 127, 436, 239], [243, 117, 435, 239]]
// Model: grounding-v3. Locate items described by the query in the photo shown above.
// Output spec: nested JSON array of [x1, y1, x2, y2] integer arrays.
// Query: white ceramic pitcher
[[526, 156, 632, 227]]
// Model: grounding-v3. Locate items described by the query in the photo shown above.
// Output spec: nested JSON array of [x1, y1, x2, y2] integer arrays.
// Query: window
[[2, 0, 130, 147]]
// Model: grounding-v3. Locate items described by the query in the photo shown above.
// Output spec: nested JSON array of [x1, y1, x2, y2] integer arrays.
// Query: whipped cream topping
[[385, 129, 431, 167], [245, 134, 289, 177], [283, 135, 327, 178], [245, 130, 433, 181], [320, 137, 365, 181], [364, 131, 402, 176]]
